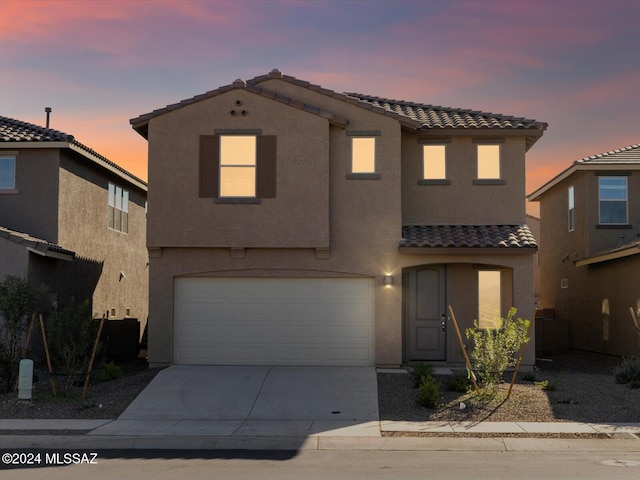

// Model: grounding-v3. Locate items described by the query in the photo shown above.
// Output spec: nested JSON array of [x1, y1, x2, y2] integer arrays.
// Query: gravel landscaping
[[0, 350, 638, 427]]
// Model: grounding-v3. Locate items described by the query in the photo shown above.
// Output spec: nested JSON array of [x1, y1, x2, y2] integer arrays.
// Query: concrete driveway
[[89, 366, 380, 438]]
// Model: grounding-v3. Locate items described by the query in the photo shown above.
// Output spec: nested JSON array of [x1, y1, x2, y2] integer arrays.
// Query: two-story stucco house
[[528, 144, 640, 357], [131, 69, 546, 368], [0, 115, 148, 337]]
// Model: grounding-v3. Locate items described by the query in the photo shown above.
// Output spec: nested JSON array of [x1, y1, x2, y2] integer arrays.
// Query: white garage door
[[173, 277, 375, 366]]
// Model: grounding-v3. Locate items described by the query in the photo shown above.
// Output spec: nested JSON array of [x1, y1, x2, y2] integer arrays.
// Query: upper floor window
[[351, 137, 376, 174], [568, 185, 575, 231], [219, 135, 256, 197], [199, 131, 276, 202], [477, 144, 501, 179], [423, 145, 447, 180], [108, 182, 129, 233], [599, 176, 627, 225], [0, 155, 16, 190]]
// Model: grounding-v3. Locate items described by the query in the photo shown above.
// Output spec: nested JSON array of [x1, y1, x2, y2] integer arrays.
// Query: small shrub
[[521, 372, 536, 382], [465, 307, 530, 397], [416, 374, 440, 409], [410, 363, 435, 388], [92, 361, 122, 383], [446, 369, 470, 393], [613, 357, 640, 385], [534, 379, 556, 391], [0, 276, 36, 392]]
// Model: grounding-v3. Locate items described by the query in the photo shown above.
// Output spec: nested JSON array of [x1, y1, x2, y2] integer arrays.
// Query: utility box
[[18, 359, 34, 400]]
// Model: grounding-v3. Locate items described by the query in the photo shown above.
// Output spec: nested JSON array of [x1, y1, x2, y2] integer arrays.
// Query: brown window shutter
[[256, 135, 276, 198], [199, 135, 219, 198]]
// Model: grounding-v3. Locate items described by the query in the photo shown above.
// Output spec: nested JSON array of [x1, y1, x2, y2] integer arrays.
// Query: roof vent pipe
[[45, 107, 52, 128]]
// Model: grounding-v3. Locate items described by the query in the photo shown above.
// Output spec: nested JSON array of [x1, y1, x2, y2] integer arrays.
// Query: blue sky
[[2, 0, 639, 213]]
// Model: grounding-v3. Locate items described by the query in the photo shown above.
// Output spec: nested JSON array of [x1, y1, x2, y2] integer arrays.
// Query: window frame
[[598, 176, 628, 225], [0, 154, 17, 192], [108, 182, 129, 234], [219, 134, 257, 198], [568, 185, 575, 232], [422, 144, 447, 180], [346, 130, 381, 180]]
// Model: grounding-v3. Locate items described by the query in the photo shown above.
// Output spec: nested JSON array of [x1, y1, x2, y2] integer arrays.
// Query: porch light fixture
[[383, 275, 394, 286]]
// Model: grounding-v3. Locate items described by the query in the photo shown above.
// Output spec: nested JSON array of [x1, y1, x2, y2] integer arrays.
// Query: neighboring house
[[0, 115, 148, 338], [528, 144, 640, 357], [130, 69, 546, 368], [527, 214, 541, 309]]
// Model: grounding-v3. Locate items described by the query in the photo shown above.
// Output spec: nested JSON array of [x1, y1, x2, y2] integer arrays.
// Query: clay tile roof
[[0, 115, 147, 189], [345, 93, 547, 131], [0, 225, 75, 258], [575, 143, 640, 165], [399, 225, 538, 249]]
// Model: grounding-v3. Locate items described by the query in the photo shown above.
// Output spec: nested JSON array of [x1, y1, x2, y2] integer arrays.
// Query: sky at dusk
[[2, 0, 639, 216]]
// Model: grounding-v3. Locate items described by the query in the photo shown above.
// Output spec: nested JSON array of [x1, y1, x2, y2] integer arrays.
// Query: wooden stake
[[39, 314, 56, 397], [448, 305, 480, 392], [507, 311, 534, 400], [630, 307, 640, 352], [82, 315, 105, 401], [14, 313, 37, 392]]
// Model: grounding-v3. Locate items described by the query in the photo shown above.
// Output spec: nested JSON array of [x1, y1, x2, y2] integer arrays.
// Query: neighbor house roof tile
[[0, 225, 75, 258], [400, 225, 537, 249], [0, 115, 147, 189]]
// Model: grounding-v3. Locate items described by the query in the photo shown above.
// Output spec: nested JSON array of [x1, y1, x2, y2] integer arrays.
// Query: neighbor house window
[[108, 183, 129, 233], [351, 137, 376, 173], [477, 144, 501, 179], [219, 135, 256, 197], [423, 145, 447, 180], [568, 185, 575, 231], [599, 176, 627, 224], [478, 270, 501, 329], [0, 155, 16, 190]]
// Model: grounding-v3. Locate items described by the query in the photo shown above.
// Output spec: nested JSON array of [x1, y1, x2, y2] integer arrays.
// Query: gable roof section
[[399, 225, 537, 250], [131, 69, 547, 146], [528, 143, 640, 201], [575, 236, 640, 267], [0, 225, 75, 261], [0, 115, 147, 191], [130, 77, 350, 139]]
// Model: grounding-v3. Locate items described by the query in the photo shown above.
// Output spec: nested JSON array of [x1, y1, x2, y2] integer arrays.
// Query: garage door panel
[[173, 277, 375, 366]]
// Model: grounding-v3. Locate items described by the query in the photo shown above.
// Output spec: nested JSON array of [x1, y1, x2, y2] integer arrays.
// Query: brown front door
[[405, 265, 446, 361]]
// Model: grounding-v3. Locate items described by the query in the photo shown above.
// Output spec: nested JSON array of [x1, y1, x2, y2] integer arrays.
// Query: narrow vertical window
[[478, 270, 501, 329], [423, 145, 446, 179], [599, 176, 627, 224], [0, 156, 16, 190], [568, 185, 575, 231], [351, 137, 376, 173], [477, 144, 500, 179], [219, 135, 256, 197], [108, 182, 129, 233]]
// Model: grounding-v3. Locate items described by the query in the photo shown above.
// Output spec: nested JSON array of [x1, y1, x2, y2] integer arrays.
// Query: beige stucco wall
[[537, 169, 640, 355], [401, 136, 527, 225], [0, 148, 60, 242], [57, 152, 148, 331], [144, 78, 537, 368]]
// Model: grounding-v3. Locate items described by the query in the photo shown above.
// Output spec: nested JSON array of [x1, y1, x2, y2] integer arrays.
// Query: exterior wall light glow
[[383, 275, 394, 286]]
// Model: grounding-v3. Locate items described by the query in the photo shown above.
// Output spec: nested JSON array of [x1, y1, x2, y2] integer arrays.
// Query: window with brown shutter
[[199, 134, 276, 201]]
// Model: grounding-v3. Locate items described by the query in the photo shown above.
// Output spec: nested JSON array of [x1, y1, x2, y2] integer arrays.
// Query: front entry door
[[406, 265, 446, 361]]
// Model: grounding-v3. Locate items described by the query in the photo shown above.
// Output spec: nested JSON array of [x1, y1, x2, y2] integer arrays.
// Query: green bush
[[613, 357, 640, 385], [446, 369, 471, 393], [465, 308, 530, 396], [534, 379, 556, 391], [409, 363, 435, 388], [47, 299, 101, 396], [416, 374, 440, 409], [92, 361, 122, 383], [0, 276, 36, 392]]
